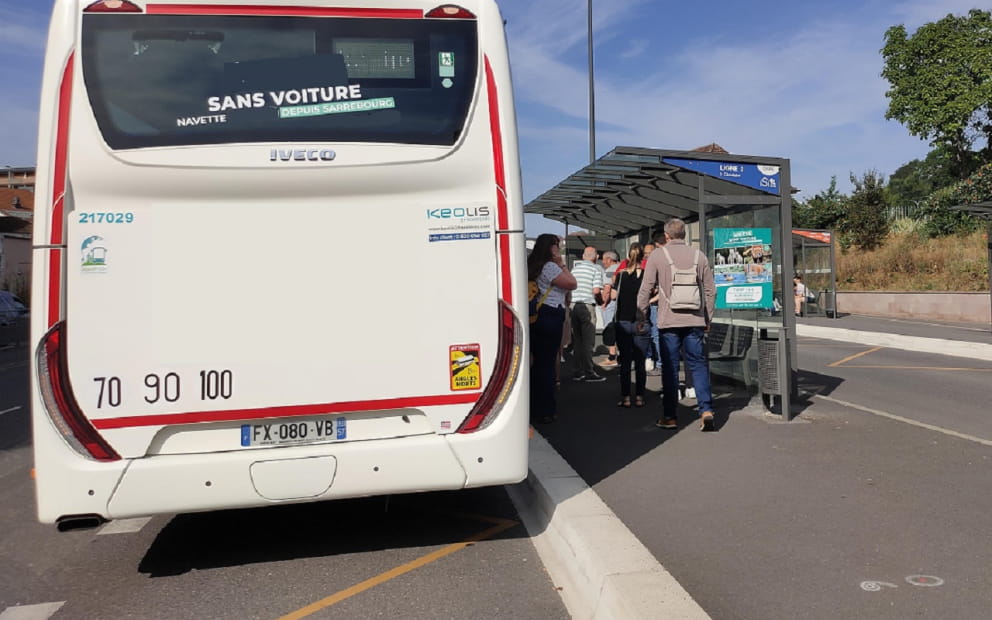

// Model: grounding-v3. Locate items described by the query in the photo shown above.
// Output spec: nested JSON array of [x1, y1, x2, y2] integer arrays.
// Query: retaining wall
[[836, 291, 992, 324]]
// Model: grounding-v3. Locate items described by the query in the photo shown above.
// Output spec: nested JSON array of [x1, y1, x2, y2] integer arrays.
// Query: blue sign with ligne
[[662, 157, 781, 195]]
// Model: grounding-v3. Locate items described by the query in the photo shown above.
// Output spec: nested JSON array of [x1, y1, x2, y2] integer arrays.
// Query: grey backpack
[[660, 247, 701, 311]]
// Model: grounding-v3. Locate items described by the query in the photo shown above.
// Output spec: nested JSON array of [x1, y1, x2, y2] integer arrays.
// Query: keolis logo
[[426, 206, 490, 219], [270, 148, 337, 162]]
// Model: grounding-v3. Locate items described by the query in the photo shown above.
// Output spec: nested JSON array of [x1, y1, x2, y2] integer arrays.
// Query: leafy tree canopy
[[888, 145, 962, 211], [917, 162, 992, 237], [843, 170, 890, 250], [793, 176, 846, 230], [881, 9, 992, 177]]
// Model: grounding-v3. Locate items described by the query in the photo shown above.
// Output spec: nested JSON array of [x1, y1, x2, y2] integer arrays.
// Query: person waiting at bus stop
[[637, 218, 717, 431], [569, 246, 606, 383], [611, 243, 651, 407], [527, 234, 576, 424]]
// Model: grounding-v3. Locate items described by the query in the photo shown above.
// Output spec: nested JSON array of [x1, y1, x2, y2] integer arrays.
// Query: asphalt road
[[0, 344, 569, 620], [540, 335, 992, 620]]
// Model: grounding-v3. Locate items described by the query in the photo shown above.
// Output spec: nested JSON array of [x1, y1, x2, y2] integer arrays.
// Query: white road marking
[[0, 406, 22, 417], [0, 602, 66, 620], [860, 580, 898, 592], [98, 517, 152, 535], [816, 394, 992, 447], [906, 575, 944, 587]]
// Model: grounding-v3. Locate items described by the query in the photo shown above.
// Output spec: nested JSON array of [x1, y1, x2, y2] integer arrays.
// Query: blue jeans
[[648, 304, 661, 363], [659, 327, 713, 418], [616, 320, 650, 397], [530, 305, 565, 421]]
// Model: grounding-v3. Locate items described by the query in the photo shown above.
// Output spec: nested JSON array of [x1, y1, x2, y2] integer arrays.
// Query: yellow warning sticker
[[450, 344, 481, 391]]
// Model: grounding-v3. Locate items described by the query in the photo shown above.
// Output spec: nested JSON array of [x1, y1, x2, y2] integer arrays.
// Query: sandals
[[634, 396, 645, 407], [617, 397, 631, 408]]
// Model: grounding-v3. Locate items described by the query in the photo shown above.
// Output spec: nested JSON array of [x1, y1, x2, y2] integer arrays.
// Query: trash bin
[[758, 338, 781, 397], [821, 290, 836, 318]]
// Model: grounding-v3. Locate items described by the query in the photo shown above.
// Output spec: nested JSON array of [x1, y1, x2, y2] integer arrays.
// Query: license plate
[[240, 417, 346, 447]]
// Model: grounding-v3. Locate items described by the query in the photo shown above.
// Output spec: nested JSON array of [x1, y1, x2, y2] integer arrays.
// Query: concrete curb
[[797, 324, 992, 362], [507, 432, 709, 620]]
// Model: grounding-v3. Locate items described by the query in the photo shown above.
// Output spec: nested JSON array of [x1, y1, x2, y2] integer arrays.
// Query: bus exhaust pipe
[[56, 514, 106, 532]]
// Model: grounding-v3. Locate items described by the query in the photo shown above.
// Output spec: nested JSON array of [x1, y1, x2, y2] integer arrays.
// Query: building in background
[[0, 170, 34, 299]]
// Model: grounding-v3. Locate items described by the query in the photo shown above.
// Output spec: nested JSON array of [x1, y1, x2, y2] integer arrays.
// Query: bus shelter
[[526, 146, 800, 419], [793, 229, 837, 317]]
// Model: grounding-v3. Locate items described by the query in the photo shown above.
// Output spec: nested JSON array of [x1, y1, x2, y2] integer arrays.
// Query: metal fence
[[884, 204, 926, 221]]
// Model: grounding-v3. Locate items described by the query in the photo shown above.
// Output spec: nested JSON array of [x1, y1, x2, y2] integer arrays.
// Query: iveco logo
[[270, 148, 337, 162]]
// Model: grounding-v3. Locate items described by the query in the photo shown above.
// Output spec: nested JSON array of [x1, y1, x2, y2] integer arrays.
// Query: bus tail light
[[426, 5, 476, 19], [37, 322, 121, 461], [84, 0, 143, 12], [457, 302, 522, 434]]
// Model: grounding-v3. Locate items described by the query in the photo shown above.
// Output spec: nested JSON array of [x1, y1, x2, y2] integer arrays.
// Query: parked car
[[0, 291, 29, 327]]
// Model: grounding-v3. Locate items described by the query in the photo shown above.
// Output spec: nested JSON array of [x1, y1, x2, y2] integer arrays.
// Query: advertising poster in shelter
[[713, 228, 774, 309]]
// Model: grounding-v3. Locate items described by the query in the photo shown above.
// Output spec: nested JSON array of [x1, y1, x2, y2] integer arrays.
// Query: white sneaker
[[644, 359, 655, 371], [681, 387, 696, 401]]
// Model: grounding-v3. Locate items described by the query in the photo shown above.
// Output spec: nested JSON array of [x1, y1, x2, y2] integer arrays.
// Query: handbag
[[528, 279, 552, 324]]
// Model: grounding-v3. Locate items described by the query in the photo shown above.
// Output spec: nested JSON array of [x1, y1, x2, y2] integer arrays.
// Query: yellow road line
[[829, 346, 883, 367], [278, 518, 518, 620], [838, 365, 992, 371]]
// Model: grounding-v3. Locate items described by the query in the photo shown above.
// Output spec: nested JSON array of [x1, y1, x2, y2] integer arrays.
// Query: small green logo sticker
[[439, 52, 455, 78]]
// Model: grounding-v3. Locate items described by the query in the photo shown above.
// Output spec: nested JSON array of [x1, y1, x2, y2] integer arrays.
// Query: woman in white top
[[793, 274, 809, 316], [527, 234, 577, 424]]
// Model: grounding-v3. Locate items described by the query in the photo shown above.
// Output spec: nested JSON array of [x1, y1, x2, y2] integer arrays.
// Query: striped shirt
[[571, 260, 605, 304]]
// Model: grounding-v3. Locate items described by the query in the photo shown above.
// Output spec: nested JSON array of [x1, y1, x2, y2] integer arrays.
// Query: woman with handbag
[[527, 234, 576, 424], [612, 243, 651, 407]]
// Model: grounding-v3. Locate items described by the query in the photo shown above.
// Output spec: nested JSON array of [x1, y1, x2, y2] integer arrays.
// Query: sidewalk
[[511, 313, 992, 619]]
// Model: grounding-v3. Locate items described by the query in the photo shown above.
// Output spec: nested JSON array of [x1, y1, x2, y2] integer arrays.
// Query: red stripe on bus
[[485, 56, 513, 303], [51, 55, 73, 247], [146, 5, 423, 18], [91, 393, 480, 429], [47, 249, 62, 328], [498, 234, 512, 304], [484, 56, 508, 231]]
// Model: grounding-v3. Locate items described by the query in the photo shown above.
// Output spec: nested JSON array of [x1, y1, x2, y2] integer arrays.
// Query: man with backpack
[[636, 218, 717, 431]]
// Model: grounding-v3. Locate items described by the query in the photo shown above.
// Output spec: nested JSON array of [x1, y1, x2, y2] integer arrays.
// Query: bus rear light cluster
[[426, 5, 476, 19], [84, 0, 143, 12], [37, 322, 120, 461], [457, 302, 521, 433]]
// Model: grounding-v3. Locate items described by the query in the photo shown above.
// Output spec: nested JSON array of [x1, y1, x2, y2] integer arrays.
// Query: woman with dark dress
[[611, 243, 651, 408], [527, 234, 576, 424]]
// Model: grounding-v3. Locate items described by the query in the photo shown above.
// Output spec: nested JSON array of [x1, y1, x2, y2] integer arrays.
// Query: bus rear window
[[81, 15, 478, 148]]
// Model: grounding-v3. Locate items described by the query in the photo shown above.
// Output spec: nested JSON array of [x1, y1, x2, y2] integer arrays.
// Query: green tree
[[888, 146, 960, 213], [881, 9, 992, 178], [793, 176, 847, 230], [843, 170, 891, 250], [917, 163, 992, 237]]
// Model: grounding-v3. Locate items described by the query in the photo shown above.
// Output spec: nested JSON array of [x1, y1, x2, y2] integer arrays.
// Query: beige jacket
[[636, 239, 716, 329]]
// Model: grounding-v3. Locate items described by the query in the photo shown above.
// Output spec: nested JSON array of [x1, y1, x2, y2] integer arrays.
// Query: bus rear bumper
[[105, 435, 468, 519]]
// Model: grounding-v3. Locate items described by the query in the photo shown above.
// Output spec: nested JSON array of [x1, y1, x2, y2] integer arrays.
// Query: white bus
[[32, 0, 527, 527]]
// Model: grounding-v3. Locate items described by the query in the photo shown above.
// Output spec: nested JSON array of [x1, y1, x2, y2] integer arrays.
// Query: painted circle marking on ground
[[905, 575, 944, 587], [860, 580, 898, 592]]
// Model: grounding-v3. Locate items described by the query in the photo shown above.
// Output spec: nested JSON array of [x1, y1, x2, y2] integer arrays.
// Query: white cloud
[[890, 0, 987, 30], [618, 39, 648, 60], [506, 0, 949, 204], [0, 7, 48, 56]]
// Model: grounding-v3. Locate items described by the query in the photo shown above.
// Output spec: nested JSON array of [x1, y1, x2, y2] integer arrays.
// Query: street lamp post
[[587, 0, 595, 165]]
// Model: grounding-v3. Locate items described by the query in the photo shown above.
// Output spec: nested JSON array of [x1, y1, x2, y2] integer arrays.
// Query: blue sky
[[1, 0, 983, 236]]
